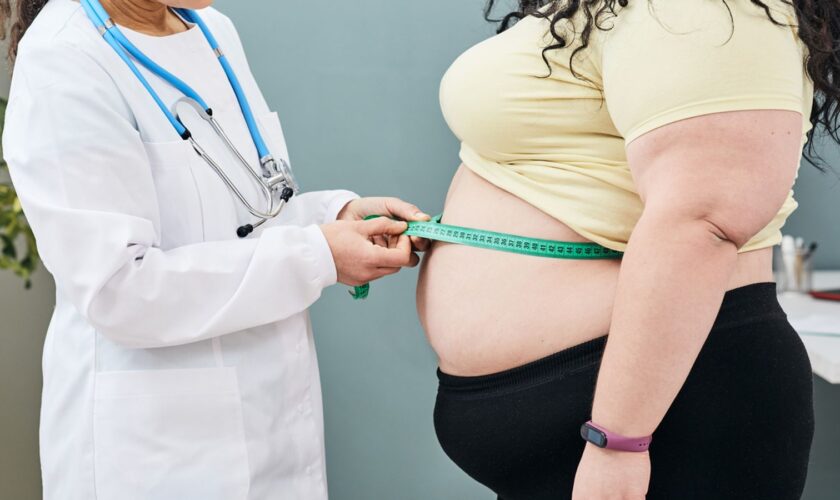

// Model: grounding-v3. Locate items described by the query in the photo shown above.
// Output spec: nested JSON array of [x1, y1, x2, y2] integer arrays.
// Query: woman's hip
[[433, 282, 814, 500]]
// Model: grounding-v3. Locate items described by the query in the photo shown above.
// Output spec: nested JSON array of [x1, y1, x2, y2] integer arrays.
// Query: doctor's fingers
[[368, 242, 415, 268], [372, 235, 389, 248], [368, 257, 419, 280], [358, 217, 408, 237], [387, 234, 420, 267], [387, 233, 403, 249], [369, 266, 401, 280], [387, 234, 421, 267], [410, 235, 431, 252], [370, 233, 398, 250], [407, 251, 421, 267], [380, 197, 431, 222]]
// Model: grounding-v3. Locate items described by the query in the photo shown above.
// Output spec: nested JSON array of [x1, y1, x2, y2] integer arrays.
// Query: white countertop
[[777, 271, 840, 384]]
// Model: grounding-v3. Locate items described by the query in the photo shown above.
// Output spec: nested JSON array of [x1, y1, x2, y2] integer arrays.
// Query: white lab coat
[[2, 1, 356, 498]]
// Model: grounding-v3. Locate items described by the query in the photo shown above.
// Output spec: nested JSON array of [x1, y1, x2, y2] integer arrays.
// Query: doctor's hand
[[320, 218, 419, 287], [336, 197, 432, 252]]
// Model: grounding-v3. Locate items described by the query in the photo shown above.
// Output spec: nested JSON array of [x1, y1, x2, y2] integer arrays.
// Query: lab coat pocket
[[93, 367, 250, 500], [142, 140, 204, 249]]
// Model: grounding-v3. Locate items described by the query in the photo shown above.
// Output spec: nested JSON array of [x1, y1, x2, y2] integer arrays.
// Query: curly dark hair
[[1, 0, 47, 62], [3, 1, 838, 166], [484, 0, 840, 168]]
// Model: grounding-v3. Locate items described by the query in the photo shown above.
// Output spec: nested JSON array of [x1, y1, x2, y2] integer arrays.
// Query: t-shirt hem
[[459, 154, 631, 253], [460, 150, 792, 255]]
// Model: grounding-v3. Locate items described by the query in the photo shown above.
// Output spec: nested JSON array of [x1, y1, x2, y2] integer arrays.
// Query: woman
[[1, 0, 429, 498], [418, 0, 836, 498]]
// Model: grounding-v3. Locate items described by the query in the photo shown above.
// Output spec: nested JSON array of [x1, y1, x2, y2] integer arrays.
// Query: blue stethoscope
[[80, 0, 298, 238]]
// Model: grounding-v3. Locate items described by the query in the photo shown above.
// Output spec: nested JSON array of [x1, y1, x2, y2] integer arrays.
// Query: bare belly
[[416, 165, 774, 376]]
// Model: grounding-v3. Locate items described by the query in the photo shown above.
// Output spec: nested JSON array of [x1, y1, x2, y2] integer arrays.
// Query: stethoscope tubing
[[81, 0, 196, 137], [80, 0, 296, 234], [175, 8, 271, 160], [176, 96, 285, 221]]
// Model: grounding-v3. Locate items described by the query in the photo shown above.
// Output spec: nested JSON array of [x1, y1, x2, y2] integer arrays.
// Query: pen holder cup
[[774, 247, 814, 293]]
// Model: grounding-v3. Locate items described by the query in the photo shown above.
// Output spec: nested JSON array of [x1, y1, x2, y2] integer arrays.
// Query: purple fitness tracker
[[580, 421, 652, 452]]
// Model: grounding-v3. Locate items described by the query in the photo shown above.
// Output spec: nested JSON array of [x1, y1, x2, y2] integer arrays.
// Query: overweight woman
[[0, 0, 429, 498], [418, 1, 838, 498]]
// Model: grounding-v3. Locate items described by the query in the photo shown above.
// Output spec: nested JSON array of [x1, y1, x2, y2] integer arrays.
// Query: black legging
[[434, 283, 814, 500]]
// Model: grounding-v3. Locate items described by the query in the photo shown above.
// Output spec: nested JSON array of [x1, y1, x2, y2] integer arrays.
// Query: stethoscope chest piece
[[265, 156, 299, 195], [174, 96, 299, 233]]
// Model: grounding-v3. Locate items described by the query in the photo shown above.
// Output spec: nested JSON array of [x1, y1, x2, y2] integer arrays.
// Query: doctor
[[1, 0, 429, 498]]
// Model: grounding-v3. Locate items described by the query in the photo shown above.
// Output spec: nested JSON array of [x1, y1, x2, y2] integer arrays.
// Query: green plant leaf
[[0, 96, 40, 288]]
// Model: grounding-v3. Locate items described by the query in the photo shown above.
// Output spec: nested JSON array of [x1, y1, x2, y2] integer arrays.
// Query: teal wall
[[787, 134, 840, 270], [212, 1, 497, 497], [2, 1, 839, 499]]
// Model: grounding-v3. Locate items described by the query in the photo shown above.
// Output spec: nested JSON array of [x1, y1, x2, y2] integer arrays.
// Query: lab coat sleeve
[[3, 42, 338, 349]]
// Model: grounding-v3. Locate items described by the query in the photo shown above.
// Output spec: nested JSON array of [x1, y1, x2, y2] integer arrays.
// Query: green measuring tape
[[351, 215, 623, 299]]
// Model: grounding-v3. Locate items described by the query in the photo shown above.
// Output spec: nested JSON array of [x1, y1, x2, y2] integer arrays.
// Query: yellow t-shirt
[[439, 0, 813, 252]]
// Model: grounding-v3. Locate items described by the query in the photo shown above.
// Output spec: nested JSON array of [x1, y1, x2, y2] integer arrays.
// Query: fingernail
[[415, 211, 431, 220]]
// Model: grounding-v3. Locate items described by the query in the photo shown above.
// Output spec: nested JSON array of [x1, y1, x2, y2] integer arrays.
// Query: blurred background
[[1, 0, 839, 498]]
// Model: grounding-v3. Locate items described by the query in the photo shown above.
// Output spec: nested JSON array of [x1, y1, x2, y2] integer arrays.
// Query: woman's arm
[[572, 109, 803, 498]]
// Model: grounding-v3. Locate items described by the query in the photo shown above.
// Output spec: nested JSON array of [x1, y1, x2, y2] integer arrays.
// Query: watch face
[[582, 425, 608, 448]]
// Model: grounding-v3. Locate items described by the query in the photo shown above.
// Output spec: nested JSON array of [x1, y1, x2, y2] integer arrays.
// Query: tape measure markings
[[351, 215, 623, 300]]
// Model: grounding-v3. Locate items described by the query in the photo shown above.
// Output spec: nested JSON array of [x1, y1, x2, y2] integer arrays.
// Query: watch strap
[[580, 421, 652, 452]]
